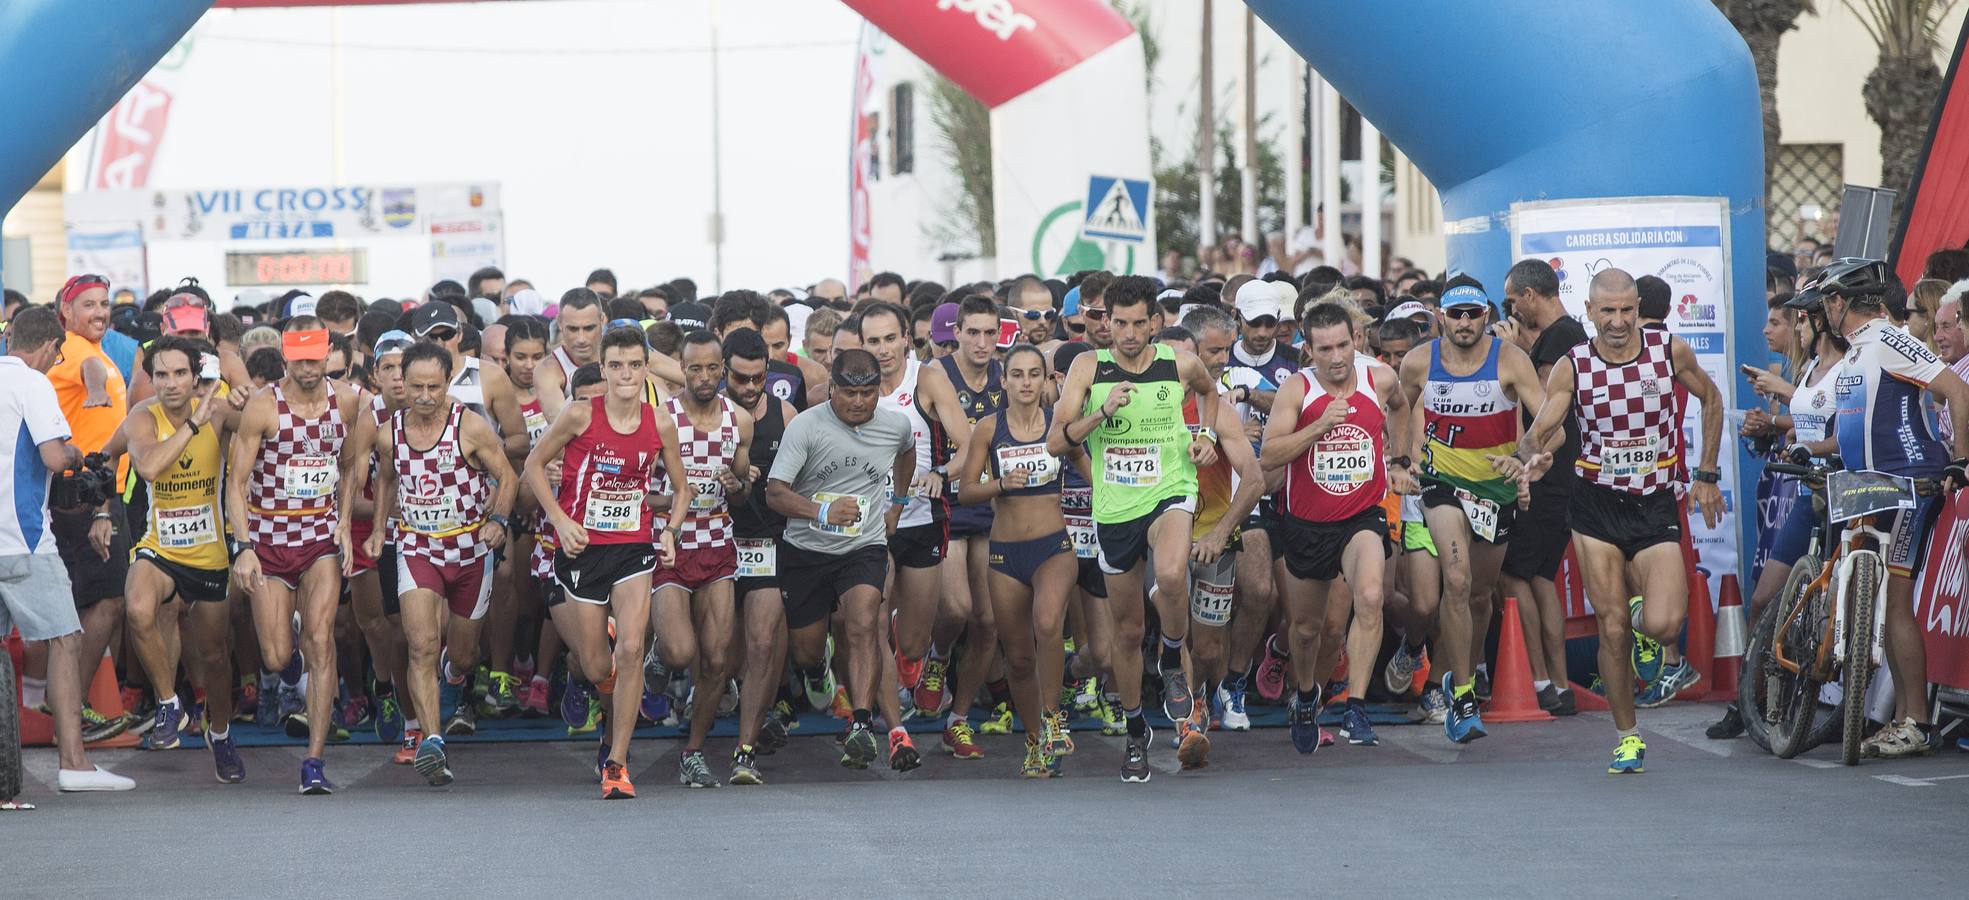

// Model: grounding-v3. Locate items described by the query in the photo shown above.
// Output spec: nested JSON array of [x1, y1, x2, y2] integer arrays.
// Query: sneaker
[[560, 679, 592, 729], [1218, 685, 1251, 732], [1045, 708, 1075, 757], [943, 720, 983, 759], [209, 732, 246, 783], [254, 674, 282, 729], [677, 749, 720, 788], [640, 686, 672, 725], [234, 681, 259, 724], [840, 721, 879, 769], [1635, 659, 1700, 709], [1071, 677, 1101, 713], [913, 657, 949, 717], [1876, 719, 1937, 759], [978, 702, 1014, 735], [1705, 704, 1745, 739], [1607, 735, 1646, 774], [414, 734, 454, 786], [800, 667, 836, 713], [1472, 669, 1492, 704], [479, 671, 520, 719], [142, 700, 190, 750], [1176, 708, 1211, 770], [1411, 685, 1450, 724], [444, 697, 477, 737], [889, 729, 922, 772], [124, 692, 156, 736], [375, 695, 404, 742], [1384, 642, 1425, 695], [1536, 684, 1563, 714], [513, 656, 536, 688], [80, 704, 130, 744], [335, 695, 373, 731], [1095, 697, 1126, 736], [1548, 688, 1578, 717], [595, 731, 614, 782], [1442, 673, 1487, 744], [521, 678, 551, 717], [1160, 666, 1193, 722], [299, 757, 334, 795], [642, 644, 671, 697], [568, 694, 603, 737], [829, 686, 854, 719], [55, 765, 135, 792], [773, 698, 800, 732], [278, 683, 307, 738], [730, 746, 764, 785], [1022, 739, 1052, 778], [1290, 692, 1322, 755], [394, 729, 422, 765], [1340, 704, 1380, 746], [1120, 727, 1153, 783], [601, 760, 636, 799], [896, 638, 924, 694], [1628, 597, 1663, 683], [1255, 637, 1289, 702]]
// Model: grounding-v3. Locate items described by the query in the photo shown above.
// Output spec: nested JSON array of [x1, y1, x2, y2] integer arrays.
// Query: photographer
[[0, 306, 135, 794]]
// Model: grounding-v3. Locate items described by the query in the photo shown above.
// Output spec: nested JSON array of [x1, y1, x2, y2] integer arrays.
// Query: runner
[[224, 317, 366, 794], [352, 342, 518, 786], [119, 336, 241, 781], [1510, 268, 1726, 774], [1049, 340, 1125, 737], [721, 329, 801, 785], [649, 332, 754, 788], [535, 288, 606, 415], [933, 295, 1007, 755], [522, 325, 691, 799], [1049, 274, 1222, 782], [1261, 302, 1414, 755], [957, 344, 1085, 776], [766, 348, 924, 773], [1395, 283, 1545, 744], [344, 331, 414, 754], [500, 316, 556, 716]]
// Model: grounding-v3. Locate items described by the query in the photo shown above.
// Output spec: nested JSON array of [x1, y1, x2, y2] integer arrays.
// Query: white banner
[[65, 183, 501, 244], [429, 213, 505, 287], [1512, 197, 1738, 603], [66, 222, 148, 298]]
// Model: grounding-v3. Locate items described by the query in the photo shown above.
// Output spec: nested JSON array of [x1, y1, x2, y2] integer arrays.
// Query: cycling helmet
[[1784, 257, 1893, 310]]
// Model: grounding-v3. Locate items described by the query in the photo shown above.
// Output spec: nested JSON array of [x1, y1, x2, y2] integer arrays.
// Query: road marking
[[1792, 758, 1842, 769], [1874, 774, 1937, 787], [1376, 724, 1464, 764]]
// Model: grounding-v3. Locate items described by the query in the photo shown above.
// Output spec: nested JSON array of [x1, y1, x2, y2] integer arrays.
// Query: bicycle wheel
[[1840, 552, 1883, 766], [0, 649, 20, 803], [1737, 580, 1787, 752], [1769, 565, 1830, 760]]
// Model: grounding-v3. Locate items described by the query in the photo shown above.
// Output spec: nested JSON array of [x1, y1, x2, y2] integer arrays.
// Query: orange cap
[[282, 328, 330, 361]]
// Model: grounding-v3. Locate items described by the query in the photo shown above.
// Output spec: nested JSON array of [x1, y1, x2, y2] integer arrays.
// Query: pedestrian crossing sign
[[1082, 175, 1150, 244]]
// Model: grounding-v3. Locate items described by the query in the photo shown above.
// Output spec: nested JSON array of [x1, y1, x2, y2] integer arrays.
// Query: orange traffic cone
[[1703, 574, 1746, 702], [14, 645, 140, 749], [1484, 597, 1554, 723], [1681, 571, 1718, 703]]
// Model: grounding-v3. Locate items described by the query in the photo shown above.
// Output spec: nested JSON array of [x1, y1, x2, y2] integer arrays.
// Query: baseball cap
[[372, 330, 414, 358], [471, 297, 500, 328], [282, 328, 330, 361], [163, 304, 210, 335], [930, 303, 960, 343], [1767, 251, 1798, 282], [507, 288, 548, 318], [668, 301, 711, 334], [233, 288, 270, 313], [1236, 281, 1288, 322], [280, 290, 317, 319], [1062, 286, 1083, 318], [413, 301, 461, 336], [1387, 299, 1434, 321]]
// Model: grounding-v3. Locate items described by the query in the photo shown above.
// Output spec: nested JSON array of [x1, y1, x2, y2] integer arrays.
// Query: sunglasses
[[425, 328, 458, 342], [1066, 321, 1086, 333], [327, 369, 349, 381], [1018, 308, 1058, 322], [1444, 307, 1488, 320], [912, 337, 929, 349], [727, 371, 767, 386], [936, 340, 959, 351], [1081, 307, 1108, 321]]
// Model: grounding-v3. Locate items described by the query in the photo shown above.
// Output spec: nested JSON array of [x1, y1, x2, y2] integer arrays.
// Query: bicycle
[[1747, 456, 1934, 765], [2, 642, 19, 803]]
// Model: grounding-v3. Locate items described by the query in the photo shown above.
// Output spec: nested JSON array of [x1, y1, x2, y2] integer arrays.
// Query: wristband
[[889, 493, 910, 507], [817, 499, 832, 523], [93, 512, 112, 521]]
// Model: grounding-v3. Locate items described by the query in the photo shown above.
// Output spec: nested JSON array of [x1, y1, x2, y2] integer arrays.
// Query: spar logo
[[937, 0, 1036, 41], [1675, 293, 1717, 327]]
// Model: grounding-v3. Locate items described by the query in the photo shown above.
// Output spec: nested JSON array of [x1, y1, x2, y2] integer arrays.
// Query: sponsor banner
[[841, 0, 1134, 108], [429, 213, 505, 287], [66, 222, 148, 298], [1912, 490, 1969, 691], [849, 22, 877, 290], [1513, 197, 1738, 603], [90, 81, 172, 190], [65, 182, 499, 243]]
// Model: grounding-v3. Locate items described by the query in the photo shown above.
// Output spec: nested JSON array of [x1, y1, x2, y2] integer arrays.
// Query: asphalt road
[[6, 704, 1966, 899]]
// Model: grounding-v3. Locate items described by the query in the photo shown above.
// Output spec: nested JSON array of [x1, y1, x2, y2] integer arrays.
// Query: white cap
[[1387, 300, 1432, 322], [1943, 279, 1969, 309], [1235, 280, 1291, 322], [233, 288, 269, 312], [471, 297, 500, 327], [785, 303, 813, 352], [508, 288, 548, 317]]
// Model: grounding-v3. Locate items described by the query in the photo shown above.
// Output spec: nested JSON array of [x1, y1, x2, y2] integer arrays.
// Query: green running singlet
[[1084, 344, 1196, 525]]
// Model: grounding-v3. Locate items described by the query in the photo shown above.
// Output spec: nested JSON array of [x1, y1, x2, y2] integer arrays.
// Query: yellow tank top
[[135, 399, 228, 570]]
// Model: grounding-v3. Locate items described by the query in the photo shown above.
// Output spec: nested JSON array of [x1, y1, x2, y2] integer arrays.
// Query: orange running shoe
[[828, 686, 853, 719], [1176, 706, 1211, 770], [942, 720, 983, 759], [393, 729, 422, 765], [889, 728, 922, 772], [893, 618, 925, 690], [601, 760, 636, 799]]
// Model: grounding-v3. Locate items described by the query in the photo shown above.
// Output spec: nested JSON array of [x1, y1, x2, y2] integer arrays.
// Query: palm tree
[[1713, 1, 1817, 196], [1846, 0, 1961, 195]]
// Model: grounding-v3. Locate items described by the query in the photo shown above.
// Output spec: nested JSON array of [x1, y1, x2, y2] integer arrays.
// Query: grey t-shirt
[[769, 402, 916, 554]]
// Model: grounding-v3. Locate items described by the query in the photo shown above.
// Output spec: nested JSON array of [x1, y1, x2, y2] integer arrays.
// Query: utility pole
[[1198, 0, 1215, 267], [709, 0, 726, 291], [1284, 58, 1304, 243], [1240, 8, 1257, 246]]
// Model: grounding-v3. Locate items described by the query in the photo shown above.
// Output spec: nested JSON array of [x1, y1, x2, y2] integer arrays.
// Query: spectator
[[468, 266, 506, 301], [586, 268, 619, 299]]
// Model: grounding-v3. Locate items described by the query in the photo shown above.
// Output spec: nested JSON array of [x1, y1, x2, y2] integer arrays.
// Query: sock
[[206, 725, 229, 742], [1453, 680, 1475, 700], [1346, 697, 1365, 711], [1123, 705, 1147, 737], [405, 718, 422, 732], [1617, 727, 1640, 741], [158, 693, 180, 709], [1159, 634, 1184, 671], [776, 678, 797, 703], [853, 708, 873, 726], [1555, 685, 1571, 695], [22, 676, 47, 709], [986, 678, 1011, 706], [1475, 663, 1489, 679], [1403, 634, 1426, 654], [279, 651, 303, 685], [947, 712, 967, 729], [1534, 679, 1552, 692]]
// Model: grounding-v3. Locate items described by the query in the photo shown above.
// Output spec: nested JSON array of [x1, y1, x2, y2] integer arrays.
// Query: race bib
[[156, 505, 218, 548], [735, 538, 775, 577], [1065, 515, 1098, 559], [1312, 437, 1374, 489], [1455, 488, 1499, 543], [1191, 580, 1234, 627], [995, 443, 1059, 487], [281, 454, 335, 501], [1601, 436, 1658, 479], [814, 491, 873, 537], [686, 465, 724, 514], [401, 493, 463, 535], [524, 409, 549, 445], [1061, 486, 1092, 514], [1103, 445, 1161, 487], [583, 487, 644, 532]]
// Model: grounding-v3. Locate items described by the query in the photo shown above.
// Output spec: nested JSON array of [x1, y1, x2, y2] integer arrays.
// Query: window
[[1770, 143, 1844, 243], [890, 82, 915, 176]]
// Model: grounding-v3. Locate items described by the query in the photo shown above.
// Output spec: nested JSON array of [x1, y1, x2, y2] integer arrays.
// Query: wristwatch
[[486, 513, 512, 531], [1692, 468, 1721, 484], [1387, 455, 1412, 470]]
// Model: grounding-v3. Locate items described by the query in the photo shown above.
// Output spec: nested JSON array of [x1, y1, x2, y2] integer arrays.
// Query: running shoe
[[209, 732, 246, 784], [717, 679, 740, 718], [299, 757, 334, 795], [1320, 728, 1336, 748], [1547, 688, 1578, 717], [801, 667, 836, 713], [1384, 642, 1425, 696], [1875, 718, 1937, 759], [678, 749, 720, 788], [142, 701, 190, 751], [1045, 708, 1075, 757], [829, 686, 853, 719], [79, 704, 129, 744], [1254, 637, 1289, 702], [889, 729, 922, 773], [394, 729, 423, 766], [1160, 665, 1193, 723], [336, 695, 373, 732], [1217, 684, 1251, 732], [943, 720, 983, 759], [596, 731, 613, 782], [1410, 685, 1450, 724], [1628, 596, 1663, 683], [1635, 659, 1700, 708], [601, 760, 636, 799], [1607, 735, 1646, 774], [1290, 691, 1321, 755], [730, 746, 764, 785], [1340, 703, 1380, 747], [1120, 727, 1153, 783], [1442, 673, 1487, 744], [521, 677, 551, 718], [234, 681, 260, 724], [1071, 677, 1100, 714], [513, 656, 536, 688], [479, 671, 520, 719], [895, 622, 924, 691], [278, 683, 308, 738], [773, 698, 800, 732], [123, 693, 155, 737], [642, 644, 671, 698], [254, 674, 282, 729], [1473, 669, 1492, 704], [1022, 739, 1051, 779], [375, 694, 404, 742], [913, 657, 949, 717], [1705, 704, 1744, 739], [1096, 697, 1126, 736], [569, 693, 603, 737], [444, 697, 477, 737], [1176, 707, 1210, 770], [560, 679, 592, 729], [840, 721, 879, 769], [640, 686, 672, 725], [978, 702, 1013, 735], [414, 734, 454, 786]]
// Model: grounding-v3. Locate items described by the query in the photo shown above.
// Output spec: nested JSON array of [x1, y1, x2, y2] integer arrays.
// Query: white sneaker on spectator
[[57, 766, 135, 792]]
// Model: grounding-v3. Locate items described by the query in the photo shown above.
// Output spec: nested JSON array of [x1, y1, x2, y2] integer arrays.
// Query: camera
[[52, 452, 117, 510]]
